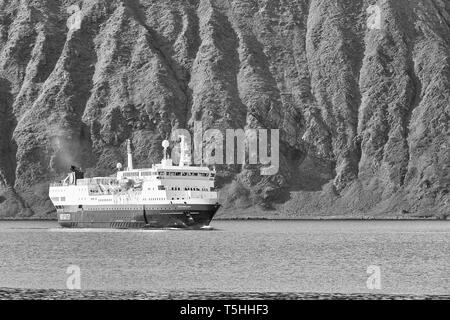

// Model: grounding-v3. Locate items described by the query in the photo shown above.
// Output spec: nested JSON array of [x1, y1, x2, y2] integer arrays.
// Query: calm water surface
[[0, 220, 449, 295]]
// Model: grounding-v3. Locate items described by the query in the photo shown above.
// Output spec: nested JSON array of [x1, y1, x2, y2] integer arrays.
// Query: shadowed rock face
[[0, 0, 448, 217]]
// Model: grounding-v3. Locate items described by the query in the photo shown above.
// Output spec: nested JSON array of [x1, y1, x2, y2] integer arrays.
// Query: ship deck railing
[[50, 178, 120, 187]]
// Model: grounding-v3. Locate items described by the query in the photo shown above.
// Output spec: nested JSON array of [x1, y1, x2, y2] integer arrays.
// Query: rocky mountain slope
[[0, 0, 448, 218]]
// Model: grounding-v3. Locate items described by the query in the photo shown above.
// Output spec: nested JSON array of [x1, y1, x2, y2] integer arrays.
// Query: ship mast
[[127, 139, 133, 170], [179, 135, 191, 167]]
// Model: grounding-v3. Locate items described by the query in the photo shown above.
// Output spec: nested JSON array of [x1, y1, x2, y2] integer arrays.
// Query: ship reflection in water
[[0, 220, 449, 297]]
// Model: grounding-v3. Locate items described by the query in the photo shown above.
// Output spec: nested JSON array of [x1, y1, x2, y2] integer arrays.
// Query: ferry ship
[[49, 138, 220, 229]]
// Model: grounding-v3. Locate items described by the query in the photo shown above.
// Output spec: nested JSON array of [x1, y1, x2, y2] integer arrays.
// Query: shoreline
[[0, 216, 446, 222], [0, 287, 449, 300], [213, 214, 447, 221]]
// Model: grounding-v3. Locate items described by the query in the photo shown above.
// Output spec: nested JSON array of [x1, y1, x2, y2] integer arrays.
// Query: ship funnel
[[179, 135, 191, 167], [127, 139, 133, 170]]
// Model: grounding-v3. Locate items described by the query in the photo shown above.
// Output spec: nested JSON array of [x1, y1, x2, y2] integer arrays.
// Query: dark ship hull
[[57, 204, 220, 229]]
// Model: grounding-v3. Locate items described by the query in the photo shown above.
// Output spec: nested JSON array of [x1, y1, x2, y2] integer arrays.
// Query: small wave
[[8, 227, 51, 230], [48, 228, 167, 233], [161, 226, 219, 231], [200, 226, 216, 231]]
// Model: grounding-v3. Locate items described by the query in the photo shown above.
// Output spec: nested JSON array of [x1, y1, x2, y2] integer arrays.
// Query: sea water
[[0, 220, 448, 295]]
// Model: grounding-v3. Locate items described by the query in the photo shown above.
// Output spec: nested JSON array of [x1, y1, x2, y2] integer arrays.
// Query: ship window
[[124, 172, 139, 177], [182, 172, 187, 176], [175, 172, 181, 176], [193, 173, 198, 176]]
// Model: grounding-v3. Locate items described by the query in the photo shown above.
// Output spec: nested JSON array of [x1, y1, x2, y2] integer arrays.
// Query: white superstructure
[[49, 139, 219, 210]]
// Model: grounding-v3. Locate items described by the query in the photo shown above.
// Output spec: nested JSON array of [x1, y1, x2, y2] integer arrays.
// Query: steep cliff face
[[0, 0, 448, 217]]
